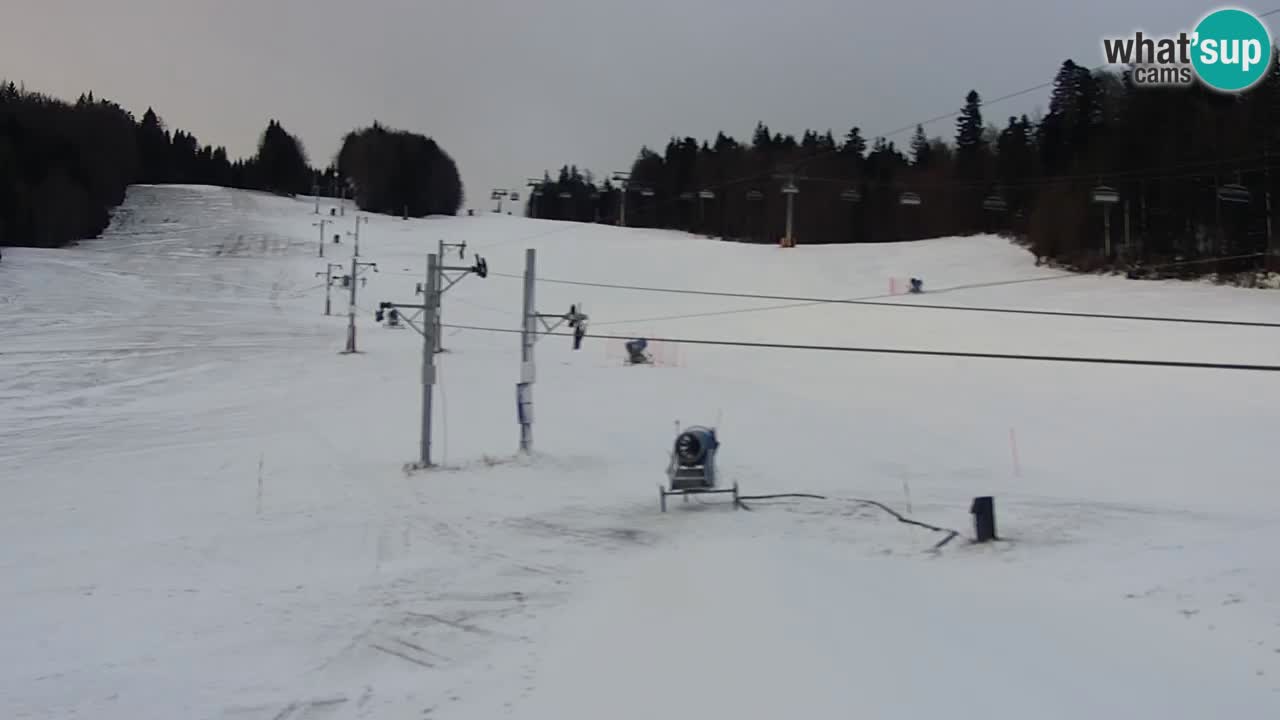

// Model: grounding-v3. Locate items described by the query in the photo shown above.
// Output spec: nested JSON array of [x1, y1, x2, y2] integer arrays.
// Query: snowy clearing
[[3, 185, 1279, 719]]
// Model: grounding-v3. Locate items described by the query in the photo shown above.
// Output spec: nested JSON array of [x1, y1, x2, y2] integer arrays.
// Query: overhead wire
[[689, 5, 1280, 194], [487, 250, 1278, 330], [793, 152, 1280, 192], [301, 9, 1280, 308], [506, 4, 1280, 230], [439, 322, 1280, 373], [502, 132, 1280, 272], [505, 136, 1280, 268]]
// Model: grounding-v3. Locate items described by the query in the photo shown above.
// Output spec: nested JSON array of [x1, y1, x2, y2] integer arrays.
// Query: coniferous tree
[[10, 58, 1280, 285], [136, 108, 170, 183], [255, 120, 309, 196], [843, 127, 867, 158], [955, 91, 986, 176], [911, 124, 933, 168], [0, 86, 138, 247], [539, 57, 1275, 276], [337, 123, 463, 217]]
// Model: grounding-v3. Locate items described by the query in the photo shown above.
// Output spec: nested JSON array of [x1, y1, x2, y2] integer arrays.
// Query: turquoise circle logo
[[1191, 8, 1273, 92]]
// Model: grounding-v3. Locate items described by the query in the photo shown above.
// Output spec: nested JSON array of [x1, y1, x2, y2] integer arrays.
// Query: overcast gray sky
[[2, 0, 1275, 210]]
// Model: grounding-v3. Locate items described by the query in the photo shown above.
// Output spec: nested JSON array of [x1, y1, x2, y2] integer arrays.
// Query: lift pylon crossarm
[[439, 239, 467, 260], [533, 314, 568, 334], [398, 313, 427, 339], [531, 305, 588, 350], [377, 300, 429, 338], [436, 254, 488, 293], [533, 307, 587, 336]]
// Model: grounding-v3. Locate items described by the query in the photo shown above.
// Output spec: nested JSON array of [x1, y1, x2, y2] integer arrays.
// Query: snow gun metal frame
[[660, 422, 739, 512]]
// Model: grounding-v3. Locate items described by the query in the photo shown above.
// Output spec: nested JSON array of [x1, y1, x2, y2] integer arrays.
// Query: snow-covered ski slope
[[3, 184, 1280, 719]]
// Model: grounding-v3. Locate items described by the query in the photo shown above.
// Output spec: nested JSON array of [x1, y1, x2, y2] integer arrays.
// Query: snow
[[2, 184, 1279, 719], [519, 534, 1271, 720]]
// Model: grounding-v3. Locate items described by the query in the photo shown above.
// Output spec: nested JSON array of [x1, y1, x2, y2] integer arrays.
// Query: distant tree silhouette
[[532, 57, 1280, 282], [0, 78, 470, 249], [136, 108, 170, 183], [255, 120, 309, 196], [337, 123, 464, 217], [10, 58, 1280, 287], [0, 84, 138, 248], [910, 124, 933, 168]]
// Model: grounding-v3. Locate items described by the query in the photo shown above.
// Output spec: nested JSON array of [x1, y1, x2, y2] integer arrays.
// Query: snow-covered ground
[[3, 184, 1279, 719]]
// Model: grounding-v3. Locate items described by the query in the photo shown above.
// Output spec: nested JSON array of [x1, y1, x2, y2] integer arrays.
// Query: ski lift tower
[[612, 171, 631, 226], [983, 191, 1009, 234], [1091, 185, 1120, 258], [1216, 181, 1252, 259], [774, 174, 801, 247], [526, 178, 546, 217], [841, 188, 862, 242], [491, 188, 510, 213]]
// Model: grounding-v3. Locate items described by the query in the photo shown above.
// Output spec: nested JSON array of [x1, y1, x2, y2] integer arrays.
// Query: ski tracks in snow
[[236, 485, 682, 718]]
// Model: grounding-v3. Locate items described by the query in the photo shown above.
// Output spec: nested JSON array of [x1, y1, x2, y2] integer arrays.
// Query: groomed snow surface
[[3, 185, 1279, 719]]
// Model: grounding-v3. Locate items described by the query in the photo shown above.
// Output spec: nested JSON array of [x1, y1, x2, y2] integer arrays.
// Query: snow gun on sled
[[660, 422, 739, 511], [625, 338, 652, 365]]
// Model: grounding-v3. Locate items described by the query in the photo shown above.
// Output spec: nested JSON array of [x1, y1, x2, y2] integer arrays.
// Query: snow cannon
[[660, 423, 739, 512], [624, 338, 652, 365]]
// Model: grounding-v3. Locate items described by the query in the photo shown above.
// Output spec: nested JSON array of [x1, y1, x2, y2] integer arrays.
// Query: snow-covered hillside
[[3, 185, 1279, 719]]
